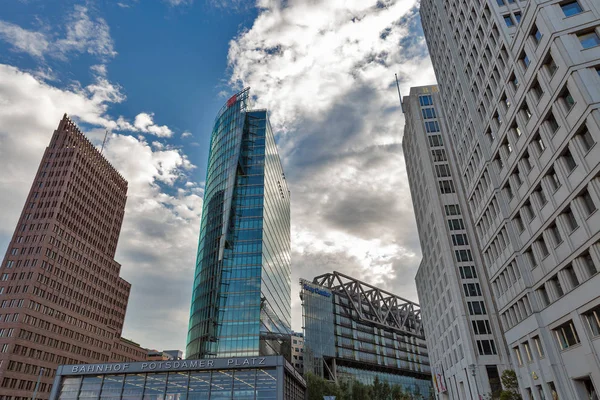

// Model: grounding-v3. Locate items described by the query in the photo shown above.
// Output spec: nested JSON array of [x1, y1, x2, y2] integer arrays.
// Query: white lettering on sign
[[68, 357, 261, 374]]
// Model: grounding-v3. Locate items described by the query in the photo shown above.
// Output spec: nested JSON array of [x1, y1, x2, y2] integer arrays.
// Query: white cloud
[[133, 112, 174, 137], [227, 0, 435, 326], [165, 0, 193, 6], [0, 20, 49, 58], [0, 64, 201, 350], [181, 131, 192, 138], [91, 64, 108, 77], [0, 6, 116, 60]]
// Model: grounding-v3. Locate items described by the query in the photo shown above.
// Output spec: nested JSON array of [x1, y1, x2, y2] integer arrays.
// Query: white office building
[[404, 85, 510, 399], [417, 0, 600, 398]]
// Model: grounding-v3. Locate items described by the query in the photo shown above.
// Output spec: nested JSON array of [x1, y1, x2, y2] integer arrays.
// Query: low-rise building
[[50, 356, 305, 400], [301, 272, 433, 398]]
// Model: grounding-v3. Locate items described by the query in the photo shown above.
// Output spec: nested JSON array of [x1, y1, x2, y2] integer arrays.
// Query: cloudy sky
[[0, 0, 435, 353]]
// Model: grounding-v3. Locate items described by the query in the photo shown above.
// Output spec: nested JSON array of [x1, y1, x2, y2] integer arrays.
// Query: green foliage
[[498, 370, 522, 400], [305, 373, 428, 400]]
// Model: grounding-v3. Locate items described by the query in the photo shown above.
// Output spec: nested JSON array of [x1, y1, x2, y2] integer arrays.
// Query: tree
[[498, 370, 522, 400]]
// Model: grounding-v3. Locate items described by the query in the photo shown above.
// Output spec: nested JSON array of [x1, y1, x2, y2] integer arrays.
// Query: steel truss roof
[[313, 271, 424, 338]]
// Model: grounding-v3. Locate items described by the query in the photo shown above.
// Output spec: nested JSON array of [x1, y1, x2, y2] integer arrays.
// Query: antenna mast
[[395, 73, 404, 113], [100, 129, 110, 154]]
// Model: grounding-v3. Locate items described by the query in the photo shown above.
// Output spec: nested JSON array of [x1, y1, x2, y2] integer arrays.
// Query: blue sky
[[0, 0, 436, 353]]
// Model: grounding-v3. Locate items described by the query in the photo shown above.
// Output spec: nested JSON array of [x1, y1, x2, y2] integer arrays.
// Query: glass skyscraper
[[186, 88, 291, 360]]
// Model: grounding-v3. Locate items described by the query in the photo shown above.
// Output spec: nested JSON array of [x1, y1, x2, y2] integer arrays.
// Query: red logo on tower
[[226, 94, 237, 107]]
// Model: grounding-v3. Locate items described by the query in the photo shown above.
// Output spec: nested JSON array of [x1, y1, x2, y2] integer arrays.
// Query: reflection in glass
[[233, 369, 256, 400], [165, 372, 189, 400], [256, 368, 277, 400], [187, 371, 211, 400], [59, 377, 82, 399], [79, 375, 103, 399], [122, 374, 146, 400], [209, 370, 234, 399], [100, 375, 124, 399], [143, 373, 167, 400]]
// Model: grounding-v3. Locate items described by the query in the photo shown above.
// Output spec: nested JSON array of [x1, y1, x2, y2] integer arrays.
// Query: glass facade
[[55, 369, 280, 399], [187, 89, 291, 359], [301, 279, 433, 398]]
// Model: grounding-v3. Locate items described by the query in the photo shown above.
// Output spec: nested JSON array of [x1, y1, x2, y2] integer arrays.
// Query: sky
[[0, 0, 436, 353]]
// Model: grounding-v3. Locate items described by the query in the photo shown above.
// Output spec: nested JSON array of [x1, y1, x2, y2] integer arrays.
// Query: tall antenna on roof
[[100, 129, 110, 154], [395, 73, 404, 113]]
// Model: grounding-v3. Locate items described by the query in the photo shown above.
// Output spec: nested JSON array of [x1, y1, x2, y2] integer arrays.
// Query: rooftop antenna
[[395, 73, 405, 113], [100, 129, 110, 154]]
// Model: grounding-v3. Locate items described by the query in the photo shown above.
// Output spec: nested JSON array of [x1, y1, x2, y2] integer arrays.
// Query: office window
[[426, 121, 440, 132], [445, 204, 461, 215], [543, 54, 558, 76], [514, 12, 522, 23], [533, 336, 545, 358], [554, 320, 580, 350], [534, 185, 547, 207], [579, 188, 597, 216], [549, 223, 562, 246], [560, 88, 575, 111], [468, 301, 487, 315], [514, 214, 525, 232], [524, 342, 533, 362], [547, 167, 561, 191], [459, 266, 478, 279], [514, 347, 523, 365], [463, 283, 482, 297], [477, 340, 497, 355], [532, 25, 542, 44], [439, 179, 456, 194], [561, 0, 583, 17], [452, 234, 469, 246], [562, 148, 577, 172], [448, 218, 465, 230], [583, 305, 600, 337], [504, 15, 514, 27], [582, 252, 597, 276], [526, 247, 538, 269], [549, 274, 564, 297], [422, 108, 437, 119], [472, 320, 492, 334], [419, 95, 433, 106], [563, 207, 579, 232], [577, 125, 596, 152], [545, 112, 559, 134], [578, 31, 600, 49], [565, 264, 580, 288]]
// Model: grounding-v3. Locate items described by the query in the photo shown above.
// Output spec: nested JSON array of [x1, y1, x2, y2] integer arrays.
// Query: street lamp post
[[469, 364, 480, 400], [31, 367, 44, 400]]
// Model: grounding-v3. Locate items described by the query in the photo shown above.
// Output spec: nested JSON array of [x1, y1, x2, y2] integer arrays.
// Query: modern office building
[[186, 88, 292, 360], [404, 86, 510, 399], [301, 272, 433, 398], [290, 332, 304, 373], [0, 115, 146, 400], [110, 338, 149, 364], [163, 350, 183, 360], [49, 355, 306, 400], [419, 0, 600, 397]]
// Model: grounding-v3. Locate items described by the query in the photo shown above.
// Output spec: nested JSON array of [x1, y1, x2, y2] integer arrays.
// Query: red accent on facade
[[226, 94, 237, 107], [0, 115, 147, 399]]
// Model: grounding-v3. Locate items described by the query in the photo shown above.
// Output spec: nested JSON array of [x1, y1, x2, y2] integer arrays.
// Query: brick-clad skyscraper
[[0, 115, 146, 400]]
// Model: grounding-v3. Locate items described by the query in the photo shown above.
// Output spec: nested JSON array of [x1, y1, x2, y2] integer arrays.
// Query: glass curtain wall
[[187, 90, 291, 359]]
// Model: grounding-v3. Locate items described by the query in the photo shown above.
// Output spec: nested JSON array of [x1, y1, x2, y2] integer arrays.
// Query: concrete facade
[[404, 86, 510, 400], [419, 0, 600, 398], [290, 332, 304, 373], [0, 115, 144, 400]]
